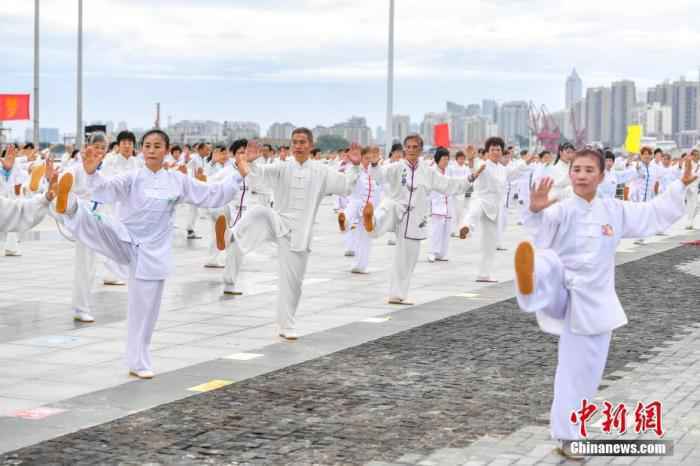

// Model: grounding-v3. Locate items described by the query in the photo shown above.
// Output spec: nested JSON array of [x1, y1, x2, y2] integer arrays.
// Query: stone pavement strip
[[1, 245, 699, 465]]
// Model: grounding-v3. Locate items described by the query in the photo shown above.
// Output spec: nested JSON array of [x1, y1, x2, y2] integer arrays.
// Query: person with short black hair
[[448, 150, 471, 237], [684, 149, 700, 229], [51, 128, 250, 379], [513, 152, 696, 460], [460, 136, 534, 282], [183, 142, 211, 239], [226, 129, 364, 339], [428, 147, 455, 262]]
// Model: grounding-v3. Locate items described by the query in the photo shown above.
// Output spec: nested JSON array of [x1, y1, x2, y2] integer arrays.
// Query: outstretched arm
[[621, 157, 696, 238]]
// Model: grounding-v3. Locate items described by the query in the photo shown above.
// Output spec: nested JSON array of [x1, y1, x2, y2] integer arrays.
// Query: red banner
[[433, 123, 449, 148], [0, 94, 30, 121]]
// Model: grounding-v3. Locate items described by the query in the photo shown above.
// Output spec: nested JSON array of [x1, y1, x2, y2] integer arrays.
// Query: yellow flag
[[625, 125, 642, 154]]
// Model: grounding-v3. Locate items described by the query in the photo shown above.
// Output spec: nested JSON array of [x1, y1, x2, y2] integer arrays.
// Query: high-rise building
[[392, 115, 410, 144], [464, 116, 498, 146], [611, 80, 636, 147], [585, 87, 612, 145], [169, 120, 223, 144], [313, 117, 372, 146], [266, 122, 295, 140], [24, 127, 60, 144], [566, 68, 583, 110], [498, 101, 529, 145], [482, 99, 498, 123], [642, 103, 673, 139], [647, 77, 698, 142], [223, 121, 260, 141]]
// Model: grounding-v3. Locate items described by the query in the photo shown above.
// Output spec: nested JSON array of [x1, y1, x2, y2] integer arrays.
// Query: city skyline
[[3, 0, 700, 140]]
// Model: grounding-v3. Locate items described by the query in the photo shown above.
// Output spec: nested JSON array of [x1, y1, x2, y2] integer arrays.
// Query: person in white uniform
[[210, 139, 254, 294], [428, 147, 455, 262], [184, 142, 210, 240], [448, 151, 471, 237], [460, 137, 533, 282], [368, 135, 481, 304], [596, 151, 636, 200], [684, 149, 700, 229], [513, 149, 695, 459], [1, 145, 28, 256], [64, 133, 111, 323], [227, 129, 364, 340], [98, 130, 143, 285], [252, 144, 275, 208], [202, 145, 234, 268], [1, 157, 56, 232], [52, 129, 248, 379], [344, 147, 382, 274]]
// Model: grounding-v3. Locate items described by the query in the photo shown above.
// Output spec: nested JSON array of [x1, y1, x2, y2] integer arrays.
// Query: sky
[[2, 0, 699, 140]]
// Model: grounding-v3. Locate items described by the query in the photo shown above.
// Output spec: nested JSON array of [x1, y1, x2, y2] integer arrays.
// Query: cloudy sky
[[2, 0, 699, 139]]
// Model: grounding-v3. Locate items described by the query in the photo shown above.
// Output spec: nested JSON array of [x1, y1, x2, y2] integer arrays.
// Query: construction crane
[[536, 104, 562, 152]]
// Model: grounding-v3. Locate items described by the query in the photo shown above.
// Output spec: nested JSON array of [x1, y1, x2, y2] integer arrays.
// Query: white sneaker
[[186, 230, 202, 239], [387, 239, 396, 246], [350, 267, 369, 274], [278, 329, 298, 340], [129, 369, 154, 379], [203, 262, 225, 269], [74, 310, 95, 323], [427, 254, 436, 262], [4, 250, 21, 257], [344, 250, 355, 257]]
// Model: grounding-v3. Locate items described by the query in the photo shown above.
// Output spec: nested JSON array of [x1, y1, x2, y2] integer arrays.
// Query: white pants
[[515, 248, 611, 441], [72, 241, 96, 313], [186, 204, 199, 231], [452, 195, 467, 235], [61, 201, 164, 372], [343, 228, 357, 253], [255, 192, 273, 208], [206, 207, 226, 266], [353, 228, 371, 271], [231, 207, 309, 331], [0, 231, 20, 254], [496, 204, 508, 249], [465, 206, 498, 279], [687, 190, 698, 228], [430, 215, 450, 259]]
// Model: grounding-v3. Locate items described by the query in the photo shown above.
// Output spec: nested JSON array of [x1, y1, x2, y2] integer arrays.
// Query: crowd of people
[[2, 128, 699, 459]]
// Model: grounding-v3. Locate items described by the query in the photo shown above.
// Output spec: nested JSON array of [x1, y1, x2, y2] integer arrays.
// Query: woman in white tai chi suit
[[225, 128, 364, 340], [0, 157, 56, 233], [513, 149, 695, 459], [52, 129, 249, 379]]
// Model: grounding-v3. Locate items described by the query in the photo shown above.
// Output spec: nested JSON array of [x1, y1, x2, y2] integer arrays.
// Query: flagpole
[[384, 0, 395, 155], [76, 0, 83, 149], [33, 0, 40, 146]]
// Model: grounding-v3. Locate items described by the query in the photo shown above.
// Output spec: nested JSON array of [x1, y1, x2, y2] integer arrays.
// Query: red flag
[[434, 123, 449, 148], [0, 94, 30, 121]]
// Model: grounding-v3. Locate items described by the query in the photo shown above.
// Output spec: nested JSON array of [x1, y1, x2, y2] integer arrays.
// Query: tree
[[316, 134, 350, 152]]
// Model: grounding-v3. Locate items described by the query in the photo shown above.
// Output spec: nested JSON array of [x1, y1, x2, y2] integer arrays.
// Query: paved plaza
[[0, 197, 699, 465]]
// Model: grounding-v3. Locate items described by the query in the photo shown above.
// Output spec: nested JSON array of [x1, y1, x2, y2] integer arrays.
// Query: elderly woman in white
[[513, 149, 696, 459]]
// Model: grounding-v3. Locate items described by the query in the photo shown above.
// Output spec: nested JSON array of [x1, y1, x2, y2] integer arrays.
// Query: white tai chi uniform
[[496, 165, 520, 250], [207, 163, 251, 293], [447, 162, 471, 236], [252, 156, 275, 207], [369, 159, 472, 299], [463, 158, 530, 280], [597, 166, 636, 200], [344, 167, 382, 272], [0, 195, 49, 232], [231, 158, 360, 333], [98, 152, 143, 281], [514, 164, 535, 225], [516, 180, 687, 441], [549, 160, 573, 202], [57, 167, 243, 372], [0, 163, 27, 255], [429, 166, 455, 260], [203, 160, 234, 266], [683, 162, 700, 228], [185, 153, 206, 233]]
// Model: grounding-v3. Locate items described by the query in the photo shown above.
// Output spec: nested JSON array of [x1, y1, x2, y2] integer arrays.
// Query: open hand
[[2, 145, 15, 170], [530, 177, 557, 213]]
